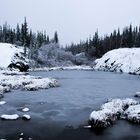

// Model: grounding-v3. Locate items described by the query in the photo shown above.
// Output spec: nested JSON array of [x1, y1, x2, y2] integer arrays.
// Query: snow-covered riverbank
[[0, 70, 59, 97], [30, 65, 94, 72], [94, 48, 140, 75]]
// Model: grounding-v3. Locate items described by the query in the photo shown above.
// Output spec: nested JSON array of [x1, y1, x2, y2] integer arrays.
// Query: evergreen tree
[[66, 24, 140, 58], [46, 35, 50, 44], [54, 31, 59, 43]]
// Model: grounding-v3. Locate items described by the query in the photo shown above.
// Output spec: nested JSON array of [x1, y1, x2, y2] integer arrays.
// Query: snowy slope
[[94, 48, 140, 74], [0, 43, 27, 68]]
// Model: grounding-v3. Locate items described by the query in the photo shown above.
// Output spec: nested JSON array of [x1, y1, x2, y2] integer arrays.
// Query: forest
[[66, 25, 140, 58], [0, 18, 140, 61], [0, 18, 59, 59]]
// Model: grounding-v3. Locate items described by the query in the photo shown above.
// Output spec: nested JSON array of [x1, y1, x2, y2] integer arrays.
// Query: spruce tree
[[54, 31, 59, 43]]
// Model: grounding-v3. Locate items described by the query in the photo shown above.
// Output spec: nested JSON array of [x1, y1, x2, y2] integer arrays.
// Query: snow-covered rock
[[94, 48, 140, 74], [1, 114, 19, 120], [0, 85, 11, 94], [22, 114, 31, 120], [0, 101, 6, 105], [134, 92, 140, 97], [20, 133, 24, 136], [89, 98, 139, 128], [0, 85, 10, 98], [0, 43, 29, 70], [22, 107, 30, 112], [8, 62, 29, 72], [124, 105, 140, 123]]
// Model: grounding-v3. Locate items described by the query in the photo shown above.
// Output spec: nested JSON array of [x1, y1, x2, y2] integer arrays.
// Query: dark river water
[[0, 70, 140, 140]]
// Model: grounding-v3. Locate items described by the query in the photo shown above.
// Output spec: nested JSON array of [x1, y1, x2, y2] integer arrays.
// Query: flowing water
[[0, 70, 140, 140]]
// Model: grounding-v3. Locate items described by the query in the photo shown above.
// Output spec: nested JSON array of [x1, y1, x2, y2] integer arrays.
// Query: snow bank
[[94, 48, 140, 74], [1, 114, 19, 120], [0, 43, 28, 69], [24, 78, 58, 91], [31, 65, 93, 71], [89, 98, 139, 128], [0, 70, 59, 93]]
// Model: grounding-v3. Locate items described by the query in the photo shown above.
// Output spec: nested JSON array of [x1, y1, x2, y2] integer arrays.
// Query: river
[[0, 70, 140, 140]]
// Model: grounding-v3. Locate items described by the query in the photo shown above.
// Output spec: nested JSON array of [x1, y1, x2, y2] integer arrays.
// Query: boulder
[[8, 62, 29, 72]]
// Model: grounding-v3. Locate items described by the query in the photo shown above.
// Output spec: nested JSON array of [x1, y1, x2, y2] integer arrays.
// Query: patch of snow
[[0, 85, 10, 94], [22, 114, 31, 120], [94, 48, 140, 74], [83, 125, 92, 129], [20, 133, 24, 136], [0, 101, 6, 105], [22, 107, 29, 112], [1, 114, 19, 120]]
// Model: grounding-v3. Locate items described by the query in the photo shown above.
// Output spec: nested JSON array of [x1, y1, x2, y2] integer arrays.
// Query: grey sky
[[0, 0, 140, 46]]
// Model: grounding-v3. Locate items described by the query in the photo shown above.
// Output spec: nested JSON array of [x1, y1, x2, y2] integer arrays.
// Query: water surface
[[0, 70, 140, 139]]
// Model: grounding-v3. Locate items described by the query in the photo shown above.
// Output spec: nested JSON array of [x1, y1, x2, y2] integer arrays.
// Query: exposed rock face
[[8, 62, 29, 72]]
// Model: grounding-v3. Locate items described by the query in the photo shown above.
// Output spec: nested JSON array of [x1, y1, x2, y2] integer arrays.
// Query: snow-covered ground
[[0, 70, 59, 97], [0, 43, 28, 69], [94, 48, 140, 75], [89, 98, 139, 128], [31, 65, 94, 71]]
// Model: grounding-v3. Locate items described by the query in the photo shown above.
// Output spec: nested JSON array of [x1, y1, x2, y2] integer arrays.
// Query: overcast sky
[[0, 0, 140, 46]]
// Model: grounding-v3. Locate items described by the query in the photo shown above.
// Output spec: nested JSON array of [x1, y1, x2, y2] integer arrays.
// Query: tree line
[[0, 18, 59, 57], [66, 25, 140, 58]]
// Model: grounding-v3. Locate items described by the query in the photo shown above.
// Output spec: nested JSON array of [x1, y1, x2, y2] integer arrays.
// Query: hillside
[[94, 48, 140, 75], [0, 43, 28, 69]]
